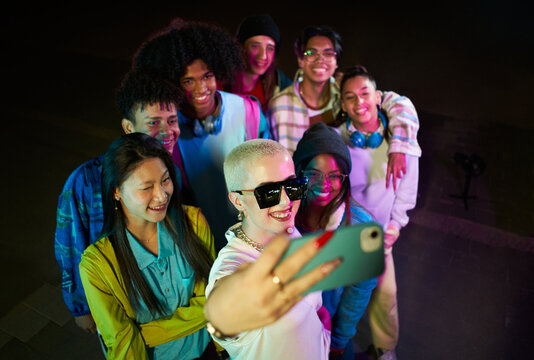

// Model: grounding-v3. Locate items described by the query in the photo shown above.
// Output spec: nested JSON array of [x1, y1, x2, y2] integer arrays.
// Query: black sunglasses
[[234, 176, 308, 209]]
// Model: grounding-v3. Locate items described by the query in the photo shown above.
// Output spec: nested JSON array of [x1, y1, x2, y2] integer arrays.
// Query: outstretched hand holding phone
[[204, 230, 341, 337]]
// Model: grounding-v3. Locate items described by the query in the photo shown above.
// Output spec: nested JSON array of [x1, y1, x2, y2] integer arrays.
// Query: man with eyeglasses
[[267, 26, 421, 192], [268, 25, 343, 154]]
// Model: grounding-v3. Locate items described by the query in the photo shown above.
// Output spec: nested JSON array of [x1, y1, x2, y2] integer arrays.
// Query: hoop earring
[[237, 210, 247, 221]]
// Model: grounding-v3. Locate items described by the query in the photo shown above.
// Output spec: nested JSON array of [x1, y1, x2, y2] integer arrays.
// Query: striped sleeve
[[381, 91, 422, 157]]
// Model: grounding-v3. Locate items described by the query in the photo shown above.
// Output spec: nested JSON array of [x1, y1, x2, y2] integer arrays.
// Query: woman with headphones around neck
[[337, 66, 420, 360]]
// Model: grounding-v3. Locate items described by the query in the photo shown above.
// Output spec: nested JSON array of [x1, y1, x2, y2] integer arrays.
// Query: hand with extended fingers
[[204, 231, 341, 338], [386, 152, 406, 191]]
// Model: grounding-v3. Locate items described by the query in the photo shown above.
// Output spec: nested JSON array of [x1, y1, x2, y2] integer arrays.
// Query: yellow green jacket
[[80, 206, 215, 359]]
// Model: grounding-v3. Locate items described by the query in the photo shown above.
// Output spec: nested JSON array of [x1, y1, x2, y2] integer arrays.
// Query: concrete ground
[[1, 3, 533, 359]]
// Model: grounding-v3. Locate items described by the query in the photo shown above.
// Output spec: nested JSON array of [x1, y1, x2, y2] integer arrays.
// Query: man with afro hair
[[134, 19, 270, 251]]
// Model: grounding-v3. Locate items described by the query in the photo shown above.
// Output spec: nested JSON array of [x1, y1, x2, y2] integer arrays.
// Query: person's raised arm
[[204, 231, 342, 337]]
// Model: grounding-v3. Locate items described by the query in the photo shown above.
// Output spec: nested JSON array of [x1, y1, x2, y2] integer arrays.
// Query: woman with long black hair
[[79, 133, 215, 359]]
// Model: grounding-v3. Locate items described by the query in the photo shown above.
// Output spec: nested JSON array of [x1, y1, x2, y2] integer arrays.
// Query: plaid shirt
[[268, 70, 421, 157], [267, 71, 341, 154]]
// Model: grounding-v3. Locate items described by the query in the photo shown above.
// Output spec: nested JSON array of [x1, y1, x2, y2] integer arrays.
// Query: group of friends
[[54, 14, 421, 360]]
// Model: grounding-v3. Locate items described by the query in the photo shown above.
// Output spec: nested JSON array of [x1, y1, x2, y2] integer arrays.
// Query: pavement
[[1, 3, 533, 359]]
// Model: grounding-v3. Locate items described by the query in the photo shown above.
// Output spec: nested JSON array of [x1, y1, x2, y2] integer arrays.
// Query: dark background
[[1, 1, 533, 359], [3, 1, 533, 127]]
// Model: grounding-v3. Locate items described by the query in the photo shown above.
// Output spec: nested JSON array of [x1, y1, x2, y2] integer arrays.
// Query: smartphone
[[279, 222, 384, 294]]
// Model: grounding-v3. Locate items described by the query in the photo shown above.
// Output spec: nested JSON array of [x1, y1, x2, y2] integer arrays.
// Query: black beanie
[[236, 14, 281, 52], [293, 122, 352, 175]]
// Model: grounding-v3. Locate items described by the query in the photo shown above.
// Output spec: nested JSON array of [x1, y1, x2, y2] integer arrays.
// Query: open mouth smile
[[193, 93, 211, 104], [269, 208, 293, 222], [148, 203, 168, 211], [311, 189, 332, 200], [159, 137, 175, 146], [311, 67, 328, 74], [355, 107, 368, 115], [254, 61, 268, 67]]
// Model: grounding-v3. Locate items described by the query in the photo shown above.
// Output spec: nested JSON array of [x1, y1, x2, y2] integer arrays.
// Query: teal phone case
[[280, 222, 385, 294]]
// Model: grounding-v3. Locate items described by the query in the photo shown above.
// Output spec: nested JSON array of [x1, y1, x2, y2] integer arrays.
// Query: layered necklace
[[234, 225, 264, 252]]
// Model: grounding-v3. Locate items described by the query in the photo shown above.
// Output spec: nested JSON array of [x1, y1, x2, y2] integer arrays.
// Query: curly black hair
[[133, 18, 244, 85], [115, 69, 183, 122], [294, 25, 343, 63]]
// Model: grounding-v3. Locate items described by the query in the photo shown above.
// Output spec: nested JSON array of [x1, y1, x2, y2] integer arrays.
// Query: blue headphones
[[185, 92, 222, 137], [191, 114, 222, 137], [346, 110, 386, 148]]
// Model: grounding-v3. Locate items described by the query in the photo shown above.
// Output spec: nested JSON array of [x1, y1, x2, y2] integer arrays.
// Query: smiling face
[[341, 75, 382, 133], [233, 152, 300, 242], [298, 35, 338, 84], [304, 154, 344, 207], [122, 102, 179, 155], [243, 35, 276, 77], [115, 157, 173, 229], [179, 59, 217, 119]]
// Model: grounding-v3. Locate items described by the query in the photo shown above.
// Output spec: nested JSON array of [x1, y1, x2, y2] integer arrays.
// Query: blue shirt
[[127, 222, 210, 359]]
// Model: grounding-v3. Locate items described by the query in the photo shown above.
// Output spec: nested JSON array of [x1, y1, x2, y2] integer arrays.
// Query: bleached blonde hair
[[224, 139, 290, 192]]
